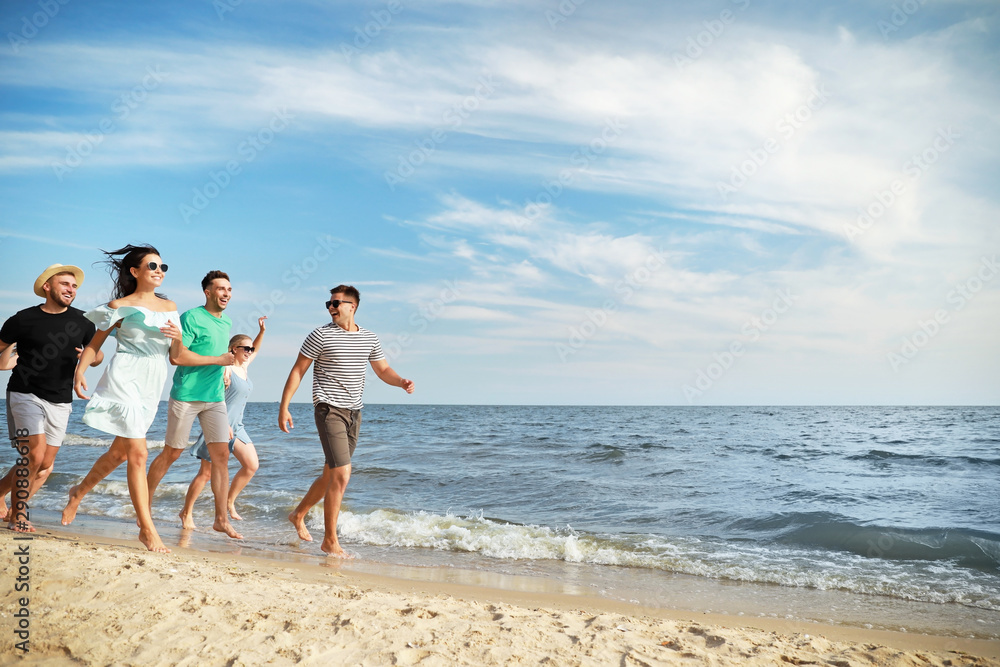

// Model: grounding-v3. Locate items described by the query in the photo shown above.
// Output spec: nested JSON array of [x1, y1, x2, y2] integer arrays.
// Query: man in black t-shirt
[[0, 264, 103, 531]]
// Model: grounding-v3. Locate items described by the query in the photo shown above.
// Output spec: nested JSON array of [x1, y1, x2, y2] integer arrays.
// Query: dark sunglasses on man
[[325, 300, 354, 309]]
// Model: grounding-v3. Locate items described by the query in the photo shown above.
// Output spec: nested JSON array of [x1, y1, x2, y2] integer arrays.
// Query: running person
[[0, 264, 101, 530], [146, 270, 240, 540], [179, 318, 266, 528], [62, 245, 199, 553], [278, 285, 414, 557]]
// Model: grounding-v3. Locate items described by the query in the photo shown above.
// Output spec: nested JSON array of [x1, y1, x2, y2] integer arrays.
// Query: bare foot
[[228, 504, 243, 521], [179, 511, 196, 530], [0, 498, 8, 522], [8, 519, 35, 533], [213, 519, 243, 540], [62, 485, 83, 525], [139, 528, 171, 553], [320, 538, 353, 558], [288, 511, 312, 541]]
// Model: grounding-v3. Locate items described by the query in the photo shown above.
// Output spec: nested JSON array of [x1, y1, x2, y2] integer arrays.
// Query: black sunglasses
[[234, 345, 255, 354], [146, 261, 169, 272], [326, 300, 354, 309]]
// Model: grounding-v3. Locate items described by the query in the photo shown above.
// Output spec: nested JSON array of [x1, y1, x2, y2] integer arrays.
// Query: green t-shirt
[[170, 306, 232, 402]]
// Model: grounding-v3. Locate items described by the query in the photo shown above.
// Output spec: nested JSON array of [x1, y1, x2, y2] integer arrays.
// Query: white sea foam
[[61, 434, 114, 447], [336, 509, 1000, 611], [61, 434, 167, 449]]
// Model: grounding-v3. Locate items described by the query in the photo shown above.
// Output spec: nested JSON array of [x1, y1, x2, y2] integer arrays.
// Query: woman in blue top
[[179, 319, 265, 530]]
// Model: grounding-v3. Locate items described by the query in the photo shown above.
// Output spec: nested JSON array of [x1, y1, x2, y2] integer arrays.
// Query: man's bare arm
[[371, 358, 414, 394], [278, 353, 314, 432]]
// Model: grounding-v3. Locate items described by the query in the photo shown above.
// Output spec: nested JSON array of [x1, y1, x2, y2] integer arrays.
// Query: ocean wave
[[61, 434, 167, 449], [846, 449, 1000, 467], [730, 512, 1000, 571], [336, 509, 1000, 611], [583, 444, 626, 463], [61, 434, 114, 447]]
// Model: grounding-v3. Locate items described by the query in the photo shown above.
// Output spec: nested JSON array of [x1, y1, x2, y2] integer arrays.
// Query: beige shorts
[[165, 397, 229, 449], [6, 391, 72, 447]]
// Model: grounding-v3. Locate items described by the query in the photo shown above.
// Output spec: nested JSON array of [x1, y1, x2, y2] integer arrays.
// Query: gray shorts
[[165, 398, 229, 449], [314, 403, 361, 468], [6, 391, 72, 447]]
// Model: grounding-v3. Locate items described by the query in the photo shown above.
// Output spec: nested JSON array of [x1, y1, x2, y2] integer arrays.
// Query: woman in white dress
[[62, 244, 183, 553]]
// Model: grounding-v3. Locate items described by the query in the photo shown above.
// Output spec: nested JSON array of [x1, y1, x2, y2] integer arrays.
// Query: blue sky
[[1, 0, 998, 405]]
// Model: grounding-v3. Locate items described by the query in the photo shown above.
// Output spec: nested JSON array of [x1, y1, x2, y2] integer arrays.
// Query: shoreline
[[21, 508, 1000, 640], [3, 525, 999, 665]]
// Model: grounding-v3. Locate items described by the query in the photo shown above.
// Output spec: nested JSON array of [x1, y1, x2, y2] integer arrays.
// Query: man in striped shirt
[[278, 284, 414, 557]]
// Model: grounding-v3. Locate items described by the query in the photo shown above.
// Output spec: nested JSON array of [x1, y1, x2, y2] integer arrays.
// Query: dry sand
[[2, 531, 998, 666]]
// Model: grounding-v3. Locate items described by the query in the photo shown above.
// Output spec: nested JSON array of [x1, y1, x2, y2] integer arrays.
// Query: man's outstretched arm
[[371, 358, 414, 394]]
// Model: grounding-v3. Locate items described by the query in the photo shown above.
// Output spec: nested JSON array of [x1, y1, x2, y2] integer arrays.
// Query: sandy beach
[[2, 530, 998, 666]]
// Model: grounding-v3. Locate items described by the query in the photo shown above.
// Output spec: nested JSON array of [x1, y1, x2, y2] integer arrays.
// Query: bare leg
[[12, 464, 53, 529], [227, 439, 258, 520], [28, 459, 54, 497], [122, 438, 169, 553], [0, 463, 15, 519], [0, 462, 48, 523], [0, 466, 14, 520], [289, 468, 327, 541], [63, 437, 128, 525], [146, 446, 184, 513], [207, 441, 241, 539], [179, 459, 211, 529], [321, 463, 352, 558], [8, 437, 61, 532]]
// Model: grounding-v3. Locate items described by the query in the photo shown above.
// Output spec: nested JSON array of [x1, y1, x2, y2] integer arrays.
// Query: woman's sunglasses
[[234, 345, 255, 354], [146, 261, 169, 272]]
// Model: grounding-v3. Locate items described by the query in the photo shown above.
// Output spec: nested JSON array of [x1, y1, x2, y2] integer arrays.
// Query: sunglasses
[[325, 300, 354, 309], [146, 261, 169, 272], [234, 345, 255, 354]]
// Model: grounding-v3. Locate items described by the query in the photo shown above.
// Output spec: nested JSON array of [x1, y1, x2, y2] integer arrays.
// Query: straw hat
[[33, 264, 85, 298]]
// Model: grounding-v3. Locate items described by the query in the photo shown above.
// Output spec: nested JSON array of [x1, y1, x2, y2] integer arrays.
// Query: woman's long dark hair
[[100, 244, 167, 301]]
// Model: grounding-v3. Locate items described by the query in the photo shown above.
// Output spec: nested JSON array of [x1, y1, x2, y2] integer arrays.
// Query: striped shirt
[[299, 322, 385, 409]]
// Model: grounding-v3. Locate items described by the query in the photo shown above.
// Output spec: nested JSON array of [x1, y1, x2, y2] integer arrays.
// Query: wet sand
[[2, 528, 998, 665]]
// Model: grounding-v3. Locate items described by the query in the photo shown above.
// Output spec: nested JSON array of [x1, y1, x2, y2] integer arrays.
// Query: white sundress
[[82, 305, 178, 439]]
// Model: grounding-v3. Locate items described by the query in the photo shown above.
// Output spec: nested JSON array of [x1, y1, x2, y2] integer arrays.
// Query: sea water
[[5, 403, 999, 638]]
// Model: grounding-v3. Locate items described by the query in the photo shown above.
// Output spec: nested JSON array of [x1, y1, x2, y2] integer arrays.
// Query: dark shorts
[[314, 403, 361, 469]]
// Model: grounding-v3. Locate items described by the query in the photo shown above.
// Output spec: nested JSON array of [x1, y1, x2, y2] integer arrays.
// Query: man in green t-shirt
[[147, 270, 240, 539]]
